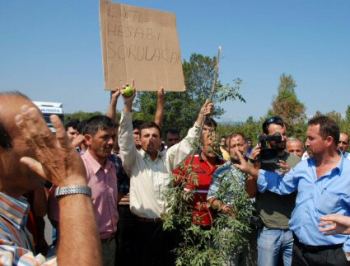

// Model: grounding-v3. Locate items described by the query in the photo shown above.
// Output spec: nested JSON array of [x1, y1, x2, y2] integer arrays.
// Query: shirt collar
[[336, 153, 346, 174], [139, 148, 164, 160], [199, 151, 222, 164], [84, 150, 113, 174], [308, 153, 343, 176], [0, 192, 29, 230]]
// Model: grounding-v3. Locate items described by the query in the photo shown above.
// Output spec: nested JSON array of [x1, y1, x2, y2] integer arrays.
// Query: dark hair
[[77, 120, 87, 135], [84, 115, 116, 136], [308, 115, 339, 145], [262, 116, 285, 134], [132, 119, 144, 130], [65, 119, 80, 131], [166, 128, 180, 136], [139, 121, 161, 137], [204, 117, 217, 129]]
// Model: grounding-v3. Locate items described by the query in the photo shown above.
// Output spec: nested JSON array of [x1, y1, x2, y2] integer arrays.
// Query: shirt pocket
[[315, 190, 341, 215]]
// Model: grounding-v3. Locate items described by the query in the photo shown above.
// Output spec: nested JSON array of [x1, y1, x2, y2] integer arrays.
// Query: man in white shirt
[[118, 90, 213, 266]]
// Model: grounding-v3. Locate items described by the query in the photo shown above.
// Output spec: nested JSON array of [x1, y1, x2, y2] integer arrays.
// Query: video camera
[[258, 133, 283, 165]]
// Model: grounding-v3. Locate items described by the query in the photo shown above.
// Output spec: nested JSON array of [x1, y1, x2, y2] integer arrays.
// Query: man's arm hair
[[16, 107, 102, 265]]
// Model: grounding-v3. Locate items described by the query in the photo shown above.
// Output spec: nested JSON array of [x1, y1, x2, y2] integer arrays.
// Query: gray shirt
[[256, 152, 300, 229]]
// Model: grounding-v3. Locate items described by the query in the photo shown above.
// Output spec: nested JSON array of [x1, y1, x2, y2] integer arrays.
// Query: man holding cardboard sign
[[118, 87, 213, 265]]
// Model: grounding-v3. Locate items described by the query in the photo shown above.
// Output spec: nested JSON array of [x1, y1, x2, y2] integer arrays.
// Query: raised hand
[[233, 149, 259, 177], [156, 87, 165, 102], [15, 105, 87, 187], [196, 100, 214, 125], [111, 88, 122, 103], [122, 83, 136, 113]]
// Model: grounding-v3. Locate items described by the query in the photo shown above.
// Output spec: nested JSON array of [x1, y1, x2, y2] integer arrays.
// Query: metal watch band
[[55, 185, 92, 198]]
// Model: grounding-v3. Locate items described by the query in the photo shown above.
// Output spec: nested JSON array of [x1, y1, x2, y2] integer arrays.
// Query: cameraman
[[252, 116, 300, 266]]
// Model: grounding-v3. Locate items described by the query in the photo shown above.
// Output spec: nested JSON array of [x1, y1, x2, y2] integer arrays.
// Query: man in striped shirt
[[0, 92, 101, 265]]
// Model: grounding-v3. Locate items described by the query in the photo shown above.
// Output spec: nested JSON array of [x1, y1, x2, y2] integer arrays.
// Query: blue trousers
[[257, 227, 293, 266]]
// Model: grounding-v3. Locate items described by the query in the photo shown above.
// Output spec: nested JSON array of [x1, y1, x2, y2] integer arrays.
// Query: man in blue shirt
[[234, 115, 350, 266]]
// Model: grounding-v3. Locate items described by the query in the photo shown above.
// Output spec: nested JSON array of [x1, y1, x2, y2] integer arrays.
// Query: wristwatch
[[55, 185, 92, 198]]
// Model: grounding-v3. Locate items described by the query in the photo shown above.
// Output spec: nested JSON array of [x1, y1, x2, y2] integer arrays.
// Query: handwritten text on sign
[[100, 1, 185, 91]]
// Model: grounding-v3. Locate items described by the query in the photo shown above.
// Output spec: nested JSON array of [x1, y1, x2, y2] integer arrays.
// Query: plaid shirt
[[207, 161, 246, 206], [0, 192, 56, 266]]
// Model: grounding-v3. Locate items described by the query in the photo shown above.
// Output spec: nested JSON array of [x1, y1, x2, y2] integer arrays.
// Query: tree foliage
[[268, 74, 306, 135], [65, 111, 103, 122], [135, 53, 245, 136], [163, 163, 253, 266]]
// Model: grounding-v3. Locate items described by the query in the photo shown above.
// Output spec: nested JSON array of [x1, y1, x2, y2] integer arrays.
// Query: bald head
[[286, 137, 304, 158], [338, 132, 349, 153], [0, 92, 44, 196], [0, 92, 32, 149]]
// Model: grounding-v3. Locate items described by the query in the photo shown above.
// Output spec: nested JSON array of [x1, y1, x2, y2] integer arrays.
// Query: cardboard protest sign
[[100, 0, 185, 91]]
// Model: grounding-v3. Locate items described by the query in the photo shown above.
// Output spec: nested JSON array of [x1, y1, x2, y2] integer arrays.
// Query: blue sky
[[1, 1, 349, 122]]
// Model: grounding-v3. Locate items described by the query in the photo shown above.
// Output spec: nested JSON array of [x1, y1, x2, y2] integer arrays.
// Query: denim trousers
[[257, 227, 293, 266]]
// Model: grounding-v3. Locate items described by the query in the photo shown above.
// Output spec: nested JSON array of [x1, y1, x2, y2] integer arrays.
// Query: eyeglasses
[[339, 141, 349, 145]]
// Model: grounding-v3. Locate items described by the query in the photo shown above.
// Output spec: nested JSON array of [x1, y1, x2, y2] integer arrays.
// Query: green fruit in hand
[[122, 86, 134, 97]]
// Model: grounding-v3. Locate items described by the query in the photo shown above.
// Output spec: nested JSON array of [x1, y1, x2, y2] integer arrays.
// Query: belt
[[293, 234, 343, 252], [136, 216, 162, 223]]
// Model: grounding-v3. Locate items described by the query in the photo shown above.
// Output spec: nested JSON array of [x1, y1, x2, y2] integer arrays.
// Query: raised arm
[[233, 149, 297, 195], [154, 87, 164, 127], [16, 106, 102, 266], [106, 89, 121, 121], [118, 88, 137, 175], [166, 100, 214, 170]]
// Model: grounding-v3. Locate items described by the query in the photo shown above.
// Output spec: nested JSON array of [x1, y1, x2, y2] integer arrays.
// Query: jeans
[[257, 227, 293, 266]]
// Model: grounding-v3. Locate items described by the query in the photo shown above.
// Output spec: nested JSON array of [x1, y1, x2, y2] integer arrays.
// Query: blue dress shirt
[[257, 155, 350, 252]]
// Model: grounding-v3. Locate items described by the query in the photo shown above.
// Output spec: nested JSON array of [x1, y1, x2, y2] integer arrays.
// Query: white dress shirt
[[118, 111, 200, 219]]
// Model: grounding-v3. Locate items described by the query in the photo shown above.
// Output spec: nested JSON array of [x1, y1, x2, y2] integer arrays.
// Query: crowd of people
[[1, 89, 350, 266]]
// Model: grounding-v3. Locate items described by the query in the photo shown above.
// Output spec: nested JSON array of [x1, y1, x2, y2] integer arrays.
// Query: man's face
[[140, 127, 161, 156], [0, 96, 45, 195], [267, 124, 287, 150], [67, 126, 79, 142], [166, 132, 180, 148], [201, 125, 216, 158], [133, 128, 141, 149], [287, 140, 304, 158], [220, 137, 226, 147], [305, 124, 327, 156], [229, 135, 247, 161], [338, 133, 349, 153], [85, 128, 115, 162]]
